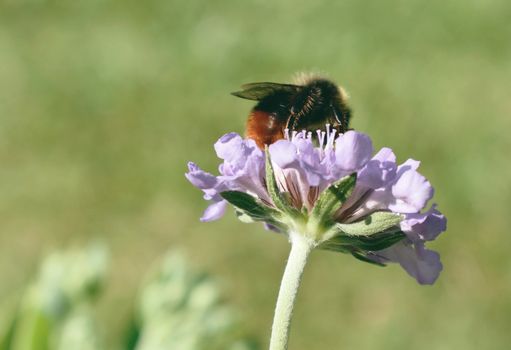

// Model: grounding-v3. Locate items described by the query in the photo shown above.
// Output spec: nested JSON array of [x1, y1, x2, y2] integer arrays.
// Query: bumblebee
[[232, 74, 352, 148]]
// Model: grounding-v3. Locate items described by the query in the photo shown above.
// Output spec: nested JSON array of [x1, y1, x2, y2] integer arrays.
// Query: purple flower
[[185, 133, 269, 222], [186, 127, 447, 284]]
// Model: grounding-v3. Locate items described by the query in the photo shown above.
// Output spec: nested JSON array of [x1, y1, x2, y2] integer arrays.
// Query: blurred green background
[[1, 0, 510, 349]]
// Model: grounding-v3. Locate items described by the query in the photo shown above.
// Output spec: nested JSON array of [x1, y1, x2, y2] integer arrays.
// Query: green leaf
[[264, 148, 302, 218], [320, 229, 406, 252], [220, 191, 279, 221], [310, 173, 357, 225], [337, 211, 404, 236]]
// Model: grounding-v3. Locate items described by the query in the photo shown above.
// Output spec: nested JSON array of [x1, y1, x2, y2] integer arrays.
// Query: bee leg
[[291, 112, 304, 131], [285, 114, 296, 131], [343, 108, 352, 132], [332, 105, 351, 133], [329, 106, 341, 133], [331, 105, 342, 125]]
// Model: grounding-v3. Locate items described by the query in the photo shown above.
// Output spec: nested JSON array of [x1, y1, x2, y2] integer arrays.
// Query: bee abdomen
[[245, 109, 285, 149]]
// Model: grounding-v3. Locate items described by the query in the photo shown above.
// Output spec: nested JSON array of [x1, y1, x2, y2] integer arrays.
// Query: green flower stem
[[269, 232, 314, 350]]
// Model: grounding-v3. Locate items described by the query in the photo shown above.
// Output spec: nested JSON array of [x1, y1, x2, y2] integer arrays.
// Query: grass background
[[1, 0, 510, 349]]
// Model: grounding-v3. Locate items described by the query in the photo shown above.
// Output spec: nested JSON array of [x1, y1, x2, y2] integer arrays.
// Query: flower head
[[186, 127, 447, 284]]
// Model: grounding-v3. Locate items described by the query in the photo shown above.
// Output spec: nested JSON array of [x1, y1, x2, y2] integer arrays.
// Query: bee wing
[[231, 82, 300, 101]]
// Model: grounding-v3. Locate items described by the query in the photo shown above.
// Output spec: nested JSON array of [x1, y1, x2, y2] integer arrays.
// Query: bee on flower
[[187, 108, 446, 350]]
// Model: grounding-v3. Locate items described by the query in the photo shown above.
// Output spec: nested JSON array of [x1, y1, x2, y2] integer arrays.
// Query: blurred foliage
[[131, 250, 256, 350], [1, 246, 256, 350], [1, 245, 107, 350], [0, 0, 510, 349]]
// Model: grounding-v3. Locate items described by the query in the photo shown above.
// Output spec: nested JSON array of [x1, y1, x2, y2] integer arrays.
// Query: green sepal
[[319, 229, 406, 252], [310, 173, 357, 227], [264, 148, 302, 218], [337, 211, 404, 236], [235, 209, 257, 224], [320, 246, 386, 267], [351, 250, 386, 267], [220, 191, 288, 232], [220, 191, 279, 221], [319, 244, 352, 255]]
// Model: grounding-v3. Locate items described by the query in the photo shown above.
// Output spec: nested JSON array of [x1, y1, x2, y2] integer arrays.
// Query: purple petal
[[200, 200, 228, 222], [401, 205, 447, 241], [293, 138, 325, 187], [348, 188, 391, 220], [185, 162, 219, 190], [334, 131, 373, 172], [390, 169, 433, 213], [215, 133, 262, 172], [214, 133, 244, 161], [413, 244, 443, 285], [214, 133, 268, 202], [358, 161, 384, 189], [377, 241, 443, 285], [269, 137, 327, 207], [185, 162, 226, 202], [293, 137, 317, 162], [373, 147, 396, 163], [398, 158, 420, 172], [358, 149, 397, 189], [269, 140, 298, 168], [273, 166, 311, 208]]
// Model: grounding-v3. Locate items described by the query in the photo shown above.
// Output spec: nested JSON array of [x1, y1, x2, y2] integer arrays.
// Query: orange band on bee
[[246, 110, 286, 149]]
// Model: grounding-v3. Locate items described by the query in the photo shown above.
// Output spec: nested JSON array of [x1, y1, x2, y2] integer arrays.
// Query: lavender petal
[[334, 131, 373, 173], [390, 168, 434, 213], [200, 200, 228, 222], [377, 241, 443, 285], [401, 205, 447, 241]]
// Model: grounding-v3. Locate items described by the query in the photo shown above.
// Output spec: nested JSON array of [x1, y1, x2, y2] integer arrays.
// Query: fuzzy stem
[[269, 233, 314, 350]]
